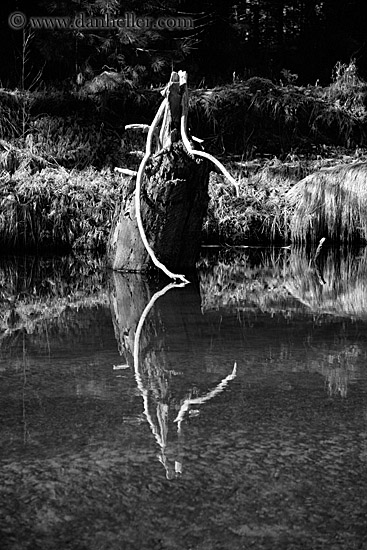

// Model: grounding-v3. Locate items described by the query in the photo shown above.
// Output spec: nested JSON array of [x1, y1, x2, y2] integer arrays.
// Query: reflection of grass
[[285, 247, 367, 318], [0, 255, 108, 339], [308, 345, 361, 398], [198, 248, 296, 313], [198, 246, 367, 398], [199, 246, 367, 319]]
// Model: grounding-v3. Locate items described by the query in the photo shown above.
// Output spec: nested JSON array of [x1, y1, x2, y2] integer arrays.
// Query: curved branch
[[135, 98, 190, 284], [178, 75, 240, 197], [183, 141, 240, 197]]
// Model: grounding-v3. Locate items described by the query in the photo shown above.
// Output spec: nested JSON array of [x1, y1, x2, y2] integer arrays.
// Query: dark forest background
[[1, 0, 367, 89]]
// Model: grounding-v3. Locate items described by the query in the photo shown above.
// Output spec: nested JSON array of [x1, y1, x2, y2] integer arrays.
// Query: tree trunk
[[107, 143, 209, 272], [107, 71, 210, 274]]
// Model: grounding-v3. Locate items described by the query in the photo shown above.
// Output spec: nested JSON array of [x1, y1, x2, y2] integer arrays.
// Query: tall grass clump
[[327, 60, 367, 119], [0, 90, 23, 139], [203, 159, 301, 244], [311, 60, 367, 148], [0, 167, 124, 252], [287, 161, 367, 243]]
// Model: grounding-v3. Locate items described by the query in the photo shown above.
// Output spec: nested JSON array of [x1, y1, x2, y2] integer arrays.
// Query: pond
[[0, 248, 366, 550]]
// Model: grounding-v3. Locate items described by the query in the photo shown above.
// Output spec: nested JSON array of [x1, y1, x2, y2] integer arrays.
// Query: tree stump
[[107, 71, 210, 274]]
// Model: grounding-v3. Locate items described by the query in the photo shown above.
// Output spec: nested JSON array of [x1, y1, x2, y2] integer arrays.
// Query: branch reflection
[[109, 272, 237, 479]]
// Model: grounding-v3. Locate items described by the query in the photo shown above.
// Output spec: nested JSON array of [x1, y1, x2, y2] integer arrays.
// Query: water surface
[[0, 249, 366, 549]]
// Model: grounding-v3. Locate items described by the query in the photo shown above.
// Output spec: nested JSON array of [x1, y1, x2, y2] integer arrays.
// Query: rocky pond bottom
[[0, 248, 366, 550]]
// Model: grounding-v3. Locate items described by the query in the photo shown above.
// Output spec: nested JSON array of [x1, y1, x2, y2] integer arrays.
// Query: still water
[[0, 248, 366, 550]]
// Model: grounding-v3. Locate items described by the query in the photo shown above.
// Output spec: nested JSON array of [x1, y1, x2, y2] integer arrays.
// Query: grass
[[203, 148, 367, 245], [0, 167, 125, 252], [203, 164, 293, 244], [1, 60, 367, 164], [1, 147, 366, 253], [0, 61, 367, 250], [287, 161, 367, 243]]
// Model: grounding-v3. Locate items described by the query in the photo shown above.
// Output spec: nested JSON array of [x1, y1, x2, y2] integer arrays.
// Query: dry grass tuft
[[287, 162, 367, 243], [203, 159, 296, 244]]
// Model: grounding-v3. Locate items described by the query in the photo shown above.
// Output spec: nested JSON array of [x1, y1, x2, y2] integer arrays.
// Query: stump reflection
[[109, 272, 236, 478]]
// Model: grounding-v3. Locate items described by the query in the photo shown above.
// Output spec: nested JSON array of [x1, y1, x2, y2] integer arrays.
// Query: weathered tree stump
[[107, 71, 210, 274], [107, 144, 209, 272]]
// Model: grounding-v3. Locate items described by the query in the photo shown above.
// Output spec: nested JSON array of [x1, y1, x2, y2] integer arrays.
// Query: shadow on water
[[0, 248, 367, 549]]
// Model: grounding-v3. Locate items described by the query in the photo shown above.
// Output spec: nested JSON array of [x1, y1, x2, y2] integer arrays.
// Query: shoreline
[[1, 149, 366, 254]]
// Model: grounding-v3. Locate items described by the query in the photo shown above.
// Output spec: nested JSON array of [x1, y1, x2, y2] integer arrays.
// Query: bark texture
[[107, 142, 209, 272]]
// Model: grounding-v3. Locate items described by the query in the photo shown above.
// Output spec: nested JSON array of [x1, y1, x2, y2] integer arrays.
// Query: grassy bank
[[1, 61, 367, 251], [0, 167, 121, 252], [1, 148, 367, 253], [203, 147, 367, 244]]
